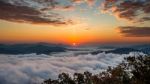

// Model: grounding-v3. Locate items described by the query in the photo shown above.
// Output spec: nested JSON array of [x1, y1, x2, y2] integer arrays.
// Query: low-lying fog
[[0, 49, 145, 84]]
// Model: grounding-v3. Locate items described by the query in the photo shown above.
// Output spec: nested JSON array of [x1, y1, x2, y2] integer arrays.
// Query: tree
[[42, 55, 150, 84]]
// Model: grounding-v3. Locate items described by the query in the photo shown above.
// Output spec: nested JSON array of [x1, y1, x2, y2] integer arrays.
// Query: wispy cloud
[[101, 0, 150, 22], [72, 0, 95, 7], [117, 26, 150, 37], [86, 0, 95, 6], [101, 0, 150, 37], [53, 5, 75, 11], [0, 0, 72, 26]]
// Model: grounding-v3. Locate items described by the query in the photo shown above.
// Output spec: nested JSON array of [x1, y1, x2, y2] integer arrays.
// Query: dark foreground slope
[[0, 43, 66, 54]]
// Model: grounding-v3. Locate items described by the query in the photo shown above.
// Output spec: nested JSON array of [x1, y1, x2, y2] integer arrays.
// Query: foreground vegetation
[[42, 55, 150, 84]]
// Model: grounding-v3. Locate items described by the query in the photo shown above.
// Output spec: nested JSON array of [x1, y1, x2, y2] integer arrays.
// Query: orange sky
[[0, 20, 149, 45]]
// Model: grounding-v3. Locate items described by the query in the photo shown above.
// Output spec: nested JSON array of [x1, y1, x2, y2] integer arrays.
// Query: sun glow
[[72, 42, 77, 46]]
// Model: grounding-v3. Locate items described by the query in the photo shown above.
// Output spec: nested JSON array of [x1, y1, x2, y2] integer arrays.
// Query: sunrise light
[[0, 0, 150, 84], [72, 42, 77, 46]]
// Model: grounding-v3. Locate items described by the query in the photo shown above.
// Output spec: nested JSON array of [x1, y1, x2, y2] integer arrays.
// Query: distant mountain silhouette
[[91, 50, 103, 55], [0, 43, 66, 54], [131, 44, 150, 49], [90, 48, 140, 55], [140, 47, 150, 54], [90, 44, 150, 55], [105, 48, 140, 54], [0, 43, 150, 55], [130, 44, 150, 55]]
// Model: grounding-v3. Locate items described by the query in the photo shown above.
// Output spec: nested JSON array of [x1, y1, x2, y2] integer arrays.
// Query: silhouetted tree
[[42, 55, 150, 84]]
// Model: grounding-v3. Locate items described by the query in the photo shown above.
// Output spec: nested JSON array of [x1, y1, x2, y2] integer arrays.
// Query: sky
[[0, 0, 150, 45]]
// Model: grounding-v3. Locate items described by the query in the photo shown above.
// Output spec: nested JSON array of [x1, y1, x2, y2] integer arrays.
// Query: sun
[[72, 42, 77, 46]]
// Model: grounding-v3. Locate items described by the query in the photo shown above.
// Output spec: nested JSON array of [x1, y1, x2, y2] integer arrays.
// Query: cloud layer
[[118, 26, 150, 37], [102, 0, 150, 22], [0, 0, 97, 26], [101, 0, 150, 37], [0, 51, 144, 84], [0, 0, 72, 25]]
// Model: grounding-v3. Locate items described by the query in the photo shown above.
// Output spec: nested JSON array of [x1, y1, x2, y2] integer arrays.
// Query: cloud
[[53, 5, 75, 11], [72, 0, 83, 3], [117, 26, 150, 37], [0, 51, 144, 84], [101, 0, 150, 22], [86, 0, 95, 6], [101, 0, 150, 37], [0, 0, 72, 26], [72, 0, 95, 7]]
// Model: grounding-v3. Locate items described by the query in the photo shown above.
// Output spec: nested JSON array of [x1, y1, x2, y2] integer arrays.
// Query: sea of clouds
[[0, 51, 145, 84]]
